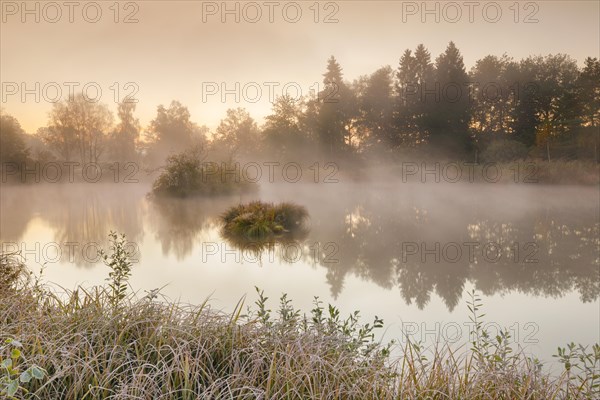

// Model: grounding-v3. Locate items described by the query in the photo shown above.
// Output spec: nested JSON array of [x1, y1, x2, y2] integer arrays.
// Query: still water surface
[[1, 181, 598, 367]]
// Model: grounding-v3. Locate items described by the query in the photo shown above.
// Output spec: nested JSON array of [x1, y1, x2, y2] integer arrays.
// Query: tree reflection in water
[[1, 183, 597, 310]]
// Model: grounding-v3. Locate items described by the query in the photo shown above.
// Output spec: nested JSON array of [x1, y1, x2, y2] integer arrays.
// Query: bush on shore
[[480, 139, 530, 163]]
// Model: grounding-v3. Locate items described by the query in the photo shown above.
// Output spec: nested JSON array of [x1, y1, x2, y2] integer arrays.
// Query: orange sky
[[1, 0, 599, 133]]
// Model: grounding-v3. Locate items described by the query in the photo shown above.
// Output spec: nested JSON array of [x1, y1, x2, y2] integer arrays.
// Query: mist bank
[[1, 157, 598, 187]]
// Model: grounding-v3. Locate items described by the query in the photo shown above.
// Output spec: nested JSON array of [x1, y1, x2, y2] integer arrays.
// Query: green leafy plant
[[100, 231, 134, 311], [467, 289, 520, 373], [253, 287, 388, 359], [0, 339, 45, 399], [554, 342, 600, 399]]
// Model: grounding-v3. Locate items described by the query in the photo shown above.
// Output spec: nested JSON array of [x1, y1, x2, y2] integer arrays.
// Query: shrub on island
[[152, 149, 255, 197]]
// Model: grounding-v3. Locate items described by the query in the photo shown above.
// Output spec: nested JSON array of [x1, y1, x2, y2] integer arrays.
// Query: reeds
[[1, 247, 598, 399]]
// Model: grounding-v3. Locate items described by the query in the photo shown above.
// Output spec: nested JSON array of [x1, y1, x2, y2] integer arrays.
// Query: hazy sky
[[1, 0, 599, 133]]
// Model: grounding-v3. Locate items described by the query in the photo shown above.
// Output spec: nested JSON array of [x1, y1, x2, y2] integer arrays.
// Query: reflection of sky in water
[[1, 182, 598, 366]]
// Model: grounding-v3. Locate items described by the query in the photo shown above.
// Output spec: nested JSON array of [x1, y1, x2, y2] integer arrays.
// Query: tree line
[[2, 42, 599, 172]]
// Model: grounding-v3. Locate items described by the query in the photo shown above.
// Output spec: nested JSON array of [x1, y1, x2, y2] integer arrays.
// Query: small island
[[151, 149, 257, 198], [221, 201, 308, 240]]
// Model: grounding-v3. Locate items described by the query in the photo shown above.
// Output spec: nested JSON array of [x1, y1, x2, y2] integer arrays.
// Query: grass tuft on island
[[221, 201, 309, 239], [1, 235, 599, 399]]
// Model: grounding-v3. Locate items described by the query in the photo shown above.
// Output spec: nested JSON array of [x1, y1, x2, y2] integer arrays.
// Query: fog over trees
[[2, 42, 599, 171]]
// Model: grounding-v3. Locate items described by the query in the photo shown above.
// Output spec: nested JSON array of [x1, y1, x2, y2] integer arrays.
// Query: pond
[[1, 180, 598, 368]]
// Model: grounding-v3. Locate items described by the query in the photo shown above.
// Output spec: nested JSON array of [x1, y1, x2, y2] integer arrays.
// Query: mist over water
[[2, 179, 598, 363]]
